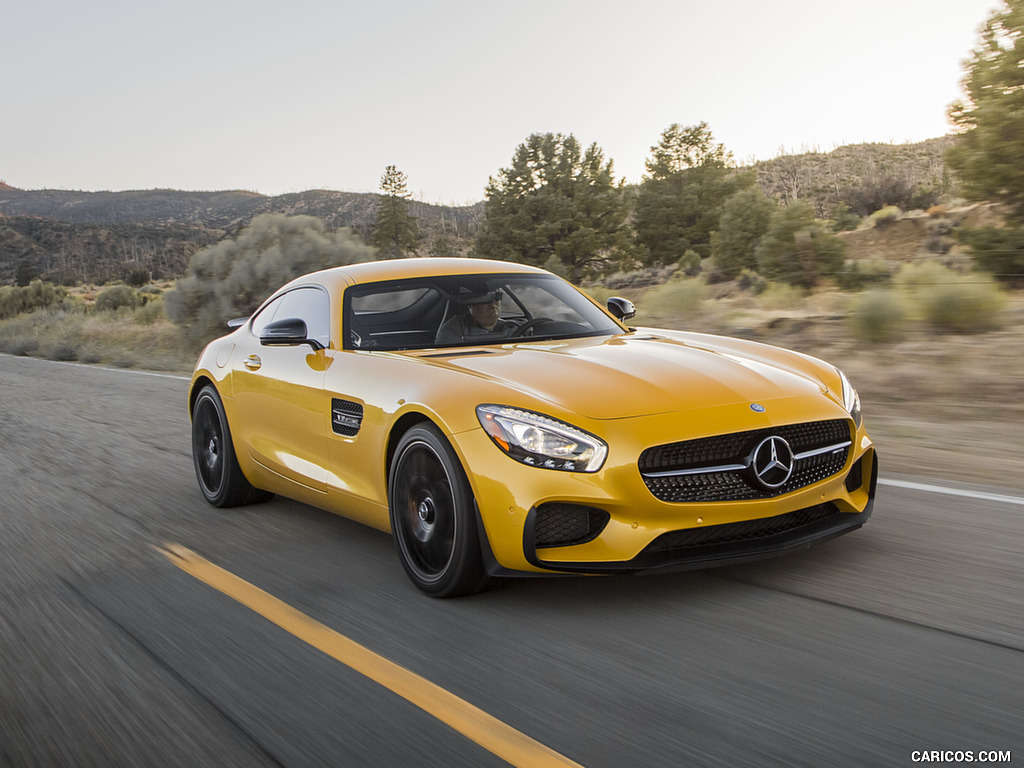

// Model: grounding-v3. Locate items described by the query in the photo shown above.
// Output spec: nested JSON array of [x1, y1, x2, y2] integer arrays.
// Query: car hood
[[418, 331, 834, 420]]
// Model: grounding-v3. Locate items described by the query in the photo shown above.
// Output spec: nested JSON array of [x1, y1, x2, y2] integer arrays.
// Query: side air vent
[[331, 399, 364, 437]]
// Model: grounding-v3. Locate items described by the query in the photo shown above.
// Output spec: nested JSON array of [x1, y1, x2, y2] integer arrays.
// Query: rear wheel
[[388, 424, 488, 597], [191, 385, 273, 507]]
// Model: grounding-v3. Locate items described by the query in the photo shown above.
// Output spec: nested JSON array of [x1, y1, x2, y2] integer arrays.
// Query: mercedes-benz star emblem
[[750, 436, 794, 489]]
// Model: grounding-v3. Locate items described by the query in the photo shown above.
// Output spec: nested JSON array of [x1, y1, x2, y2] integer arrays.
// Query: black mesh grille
[[331, 399, 364, 437], [533, 504, 610, 549], [639, 420, 851, 503], [643, 503, 840, 554]]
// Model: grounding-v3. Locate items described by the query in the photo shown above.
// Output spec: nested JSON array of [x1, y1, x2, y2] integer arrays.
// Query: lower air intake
[[533, 504, 610, 549]]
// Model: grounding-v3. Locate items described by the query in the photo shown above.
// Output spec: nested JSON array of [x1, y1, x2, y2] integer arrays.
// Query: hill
[[0, 187, 483, 284], [0, 186, 483, 234], [752, 136, 955, 216], [0, 136, 955, 285]]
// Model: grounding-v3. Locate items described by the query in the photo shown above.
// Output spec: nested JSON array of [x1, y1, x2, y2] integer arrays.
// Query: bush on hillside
[[918, 277, 1006, 334], [956, 226, 1024, 287], [755, 201, 845, 289], [849, 289, 908, 343], [94, 284, 141, 312], [165, 214, 375, 349], [0, 280, 69, 320]]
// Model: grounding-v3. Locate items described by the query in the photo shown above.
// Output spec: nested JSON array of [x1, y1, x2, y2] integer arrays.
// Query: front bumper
[[452, 403, 878, 576]]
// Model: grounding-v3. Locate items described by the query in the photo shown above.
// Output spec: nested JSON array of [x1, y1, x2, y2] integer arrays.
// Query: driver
[[435, 288, 515, 344]]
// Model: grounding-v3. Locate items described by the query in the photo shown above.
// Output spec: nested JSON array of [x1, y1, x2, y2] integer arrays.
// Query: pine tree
[[634, 123, 752, 265], [948, 0, 1024, 215], [475, 133, 629, 282], [947, 0, 1024, 284], [711, 187, 778, 278], [370, 165, 420, 259]]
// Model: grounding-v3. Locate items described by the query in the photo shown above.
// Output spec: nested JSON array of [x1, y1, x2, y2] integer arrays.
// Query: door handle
[[244, 354, 262, 371]]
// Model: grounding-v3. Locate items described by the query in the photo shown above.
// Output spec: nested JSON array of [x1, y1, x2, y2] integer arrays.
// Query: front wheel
[[388, 424, 488, 597], [191, 385, 273, 507]]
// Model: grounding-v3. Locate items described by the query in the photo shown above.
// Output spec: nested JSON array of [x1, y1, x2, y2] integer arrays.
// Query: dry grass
[[0, 308, 189, 372]]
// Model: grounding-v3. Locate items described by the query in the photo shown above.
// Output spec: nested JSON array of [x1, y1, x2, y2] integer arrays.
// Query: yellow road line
[[158, 543, 584, 768]]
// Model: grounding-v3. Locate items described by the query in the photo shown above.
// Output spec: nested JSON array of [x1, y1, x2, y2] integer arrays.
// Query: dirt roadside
[[752, 313, 1024, 493]]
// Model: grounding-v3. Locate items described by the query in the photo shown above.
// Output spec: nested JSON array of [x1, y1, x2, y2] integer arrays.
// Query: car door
[[230, 286, 334, 493]]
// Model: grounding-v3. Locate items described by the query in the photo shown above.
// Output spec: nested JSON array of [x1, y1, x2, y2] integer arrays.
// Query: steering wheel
[[510, 317, 550, 338]]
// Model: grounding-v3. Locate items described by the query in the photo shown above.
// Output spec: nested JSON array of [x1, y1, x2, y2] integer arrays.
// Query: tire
[[191, 385, 273, 507], [388, 424, 488, 597]]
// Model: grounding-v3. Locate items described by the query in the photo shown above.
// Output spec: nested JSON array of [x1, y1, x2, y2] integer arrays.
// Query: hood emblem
[[750, 436, 794, 489], [750, 403, 766, 413]]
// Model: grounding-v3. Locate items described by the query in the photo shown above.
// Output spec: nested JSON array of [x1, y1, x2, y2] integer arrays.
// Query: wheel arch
[[385, 411, 435, 477], [189, 375, 216, 421]]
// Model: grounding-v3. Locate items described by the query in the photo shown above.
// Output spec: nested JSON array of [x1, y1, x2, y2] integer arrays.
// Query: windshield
[[344, 273, 622, 351]]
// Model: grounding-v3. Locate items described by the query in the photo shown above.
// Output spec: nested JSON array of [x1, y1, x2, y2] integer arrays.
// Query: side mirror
[[227, 316, 249, 329], [606, 297, 636, 321], [260, 317, 324, 351]]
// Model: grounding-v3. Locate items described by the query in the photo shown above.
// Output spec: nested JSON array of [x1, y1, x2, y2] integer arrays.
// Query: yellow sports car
[[189, 258, 876, 597]]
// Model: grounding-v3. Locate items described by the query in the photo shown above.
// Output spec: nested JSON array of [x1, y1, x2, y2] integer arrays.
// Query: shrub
[[831, 202, 861, 232], [0, 280, 68, 320], [0, 286, 20, 320], [133, 297, 166, 326], [869, 206, 903, 228], [166, 214, 375, 349], [956, 226, 1024, 287], [850, 289, 908, 343], [94, 284, 141, 312], [755, 201, 845, 289], [918, 277, 1006, 334], [48, 343, 80, 361], [639, 278, 705, 320], [737, 268, 766, 294], [11, 339, 39, 356], [677, 249, 702, 275], [123, 267, 151, 287], [756, 281, 805, 311], [836, 257, 892, 291], [112, 355, 137, 368], [893, 261, 951, 292]]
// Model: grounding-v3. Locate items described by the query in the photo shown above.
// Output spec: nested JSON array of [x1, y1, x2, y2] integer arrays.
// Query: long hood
[[417, 332, 835, 420]]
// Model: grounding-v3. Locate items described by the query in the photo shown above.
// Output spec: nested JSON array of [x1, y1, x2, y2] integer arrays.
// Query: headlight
[[837, 369, 863, 429], [476, 405, 607, 472]]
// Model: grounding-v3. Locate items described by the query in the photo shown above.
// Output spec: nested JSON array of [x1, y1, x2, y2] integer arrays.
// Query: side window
[[249, 295, 283, 337], [271, 287, 331, 348]]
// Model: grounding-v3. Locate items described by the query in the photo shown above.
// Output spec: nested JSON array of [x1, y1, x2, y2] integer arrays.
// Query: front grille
[[643, 502, 840, 554], [639, 420, 851, 503], [533, 504, 610, 549]]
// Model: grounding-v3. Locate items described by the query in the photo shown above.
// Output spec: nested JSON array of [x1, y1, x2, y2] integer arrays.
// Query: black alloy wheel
[[388, 424, 488, 597], [191, 385, 272, 507]]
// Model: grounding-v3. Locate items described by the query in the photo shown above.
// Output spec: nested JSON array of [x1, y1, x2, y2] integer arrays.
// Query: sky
[[1, 0, 1002, 205]]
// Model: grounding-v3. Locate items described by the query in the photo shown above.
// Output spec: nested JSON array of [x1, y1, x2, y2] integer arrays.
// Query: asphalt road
[[1, 353, 1021, 768]]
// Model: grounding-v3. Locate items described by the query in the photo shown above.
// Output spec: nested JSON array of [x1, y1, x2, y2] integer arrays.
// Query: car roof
[[288, 258, 549, 294]]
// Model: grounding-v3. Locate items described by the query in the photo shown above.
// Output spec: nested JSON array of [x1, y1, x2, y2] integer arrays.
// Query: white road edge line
[[879, 478, 1024, 507], [1, 352, 190, 381]]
